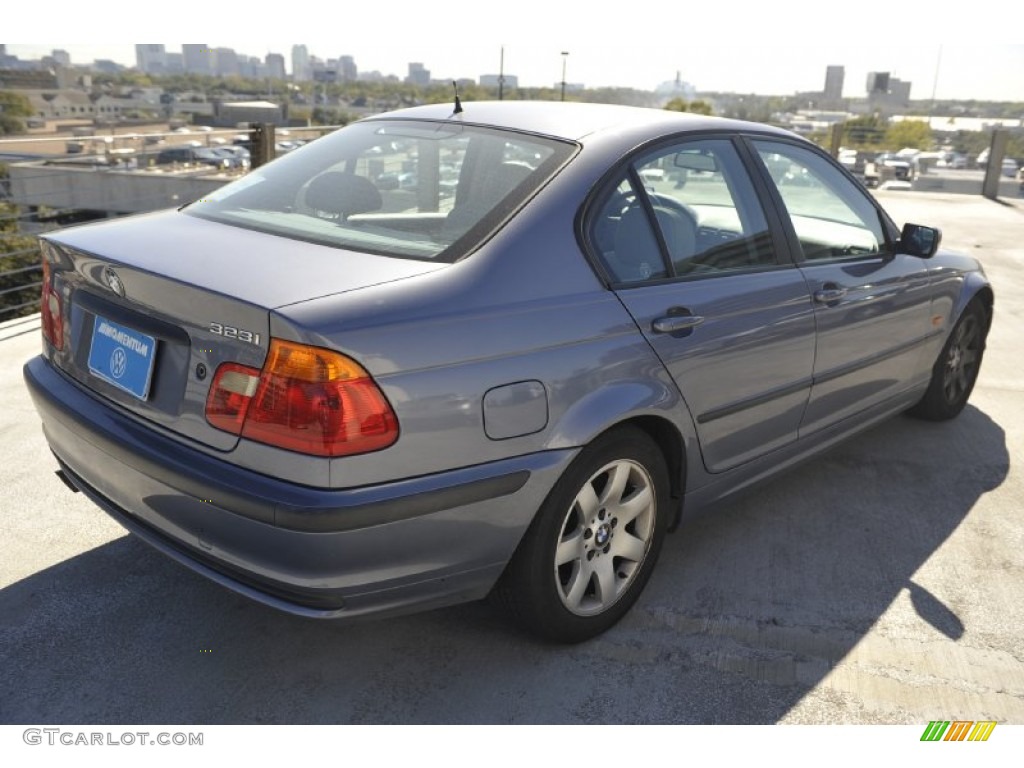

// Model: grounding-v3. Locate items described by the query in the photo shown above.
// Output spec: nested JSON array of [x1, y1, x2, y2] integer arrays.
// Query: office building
[[824, 65, 844, 102], [406, 62, 430, 86], [266, 53, 286, 80], [183, 44, 213, 75], [135, 44, 166, 74], [292, 45, 310, 81]]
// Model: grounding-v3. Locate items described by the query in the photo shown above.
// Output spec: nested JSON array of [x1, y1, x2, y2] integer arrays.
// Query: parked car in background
[[975, 148, 1020, 178], [211, 146, 251, 169], [943, 152, 967, 169], [25, 102, 993, 642], [155, 146, 232, 170], [863, 152, 913, 187]]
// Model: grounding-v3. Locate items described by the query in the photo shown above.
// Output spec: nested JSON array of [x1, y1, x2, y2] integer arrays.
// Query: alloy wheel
[[554, 459, 656, 616]]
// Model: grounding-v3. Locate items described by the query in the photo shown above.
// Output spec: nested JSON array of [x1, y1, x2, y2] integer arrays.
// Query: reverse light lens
[[40, 258, 64, 350], [205, 363, 261, 434], [205, 340, 398, 457]]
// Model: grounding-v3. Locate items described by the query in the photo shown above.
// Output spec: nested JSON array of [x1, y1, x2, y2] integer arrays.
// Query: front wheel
[[495, 426, 670, 643], [908, 299, 988, 421]]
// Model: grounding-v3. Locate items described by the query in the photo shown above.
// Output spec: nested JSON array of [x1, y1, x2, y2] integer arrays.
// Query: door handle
[[652, 314, 705, 334], [814, 285, 847, 303]]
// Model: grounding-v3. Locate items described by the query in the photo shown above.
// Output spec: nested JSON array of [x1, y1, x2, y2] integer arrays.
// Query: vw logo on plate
[[103, 266, 125, 297], [110, 347, 128, 379]]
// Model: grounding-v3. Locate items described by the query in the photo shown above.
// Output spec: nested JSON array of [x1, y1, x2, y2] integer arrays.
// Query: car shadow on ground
[[0, 405, 1008, 724]]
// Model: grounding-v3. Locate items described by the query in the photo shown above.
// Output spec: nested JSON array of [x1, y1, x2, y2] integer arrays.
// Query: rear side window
[[591, 138, 777, 284], [186, 120, 574, 262]]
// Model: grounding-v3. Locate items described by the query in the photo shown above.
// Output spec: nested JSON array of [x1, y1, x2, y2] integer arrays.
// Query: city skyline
[[5, 2, 1023, 102]]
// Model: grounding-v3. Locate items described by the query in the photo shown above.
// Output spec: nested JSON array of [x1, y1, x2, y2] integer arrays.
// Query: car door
[[588, 137, 816, 474], [748, 139, 933, 435]]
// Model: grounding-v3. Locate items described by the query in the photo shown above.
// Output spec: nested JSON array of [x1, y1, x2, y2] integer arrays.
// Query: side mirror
[[900, 223, 941, 258]]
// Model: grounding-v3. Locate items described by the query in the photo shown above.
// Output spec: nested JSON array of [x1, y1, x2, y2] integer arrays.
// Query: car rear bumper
[[24, 356, 575, 619]]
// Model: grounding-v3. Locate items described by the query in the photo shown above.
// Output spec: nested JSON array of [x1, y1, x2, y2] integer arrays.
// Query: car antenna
[[451, 81, 464, 116]]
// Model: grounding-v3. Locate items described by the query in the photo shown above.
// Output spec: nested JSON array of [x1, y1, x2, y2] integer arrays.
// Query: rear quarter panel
[[272, 157, 701, 489]]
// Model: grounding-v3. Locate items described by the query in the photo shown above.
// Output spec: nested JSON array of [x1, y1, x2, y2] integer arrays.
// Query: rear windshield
[[185, 119, 575, 262]]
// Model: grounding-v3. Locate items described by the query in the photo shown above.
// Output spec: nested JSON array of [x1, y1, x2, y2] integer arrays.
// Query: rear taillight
[[205, 340, 399, 457], [40, 258, 64, 350]]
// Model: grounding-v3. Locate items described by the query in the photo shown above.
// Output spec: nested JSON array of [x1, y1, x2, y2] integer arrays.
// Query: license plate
[[87, 315, 158, 400]]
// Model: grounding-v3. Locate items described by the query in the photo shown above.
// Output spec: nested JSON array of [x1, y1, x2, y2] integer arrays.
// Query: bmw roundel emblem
[[103, 266, 125, 297]]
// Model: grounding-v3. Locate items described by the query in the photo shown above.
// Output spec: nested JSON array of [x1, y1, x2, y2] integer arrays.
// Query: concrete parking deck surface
[[1, 191, 1021, 724]]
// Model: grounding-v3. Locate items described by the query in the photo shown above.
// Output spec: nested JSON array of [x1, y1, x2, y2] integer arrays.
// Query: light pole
[[498, 46, 505, 101], [560, 51, 569, 101]]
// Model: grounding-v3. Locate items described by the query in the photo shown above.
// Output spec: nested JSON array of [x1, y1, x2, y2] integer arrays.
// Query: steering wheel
[[604, 189, 696, 225], [647, 192, 698, 228]]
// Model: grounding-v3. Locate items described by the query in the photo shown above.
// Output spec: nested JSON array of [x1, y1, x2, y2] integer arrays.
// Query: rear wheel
[[496, 426, 670, 643], [908, 299, 987, 421]]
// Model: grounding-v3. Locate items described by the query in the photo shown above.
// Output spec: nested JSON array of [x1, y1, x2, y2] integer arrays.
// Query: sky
[[5, 2, 1023, 102]]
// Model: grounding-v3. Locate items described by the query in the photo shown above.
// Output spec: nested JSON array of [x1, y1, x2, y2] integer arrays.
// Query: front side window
[[753, 140, 887, 261], [591, 138, 777, 284], [186, 120, 574, 262]]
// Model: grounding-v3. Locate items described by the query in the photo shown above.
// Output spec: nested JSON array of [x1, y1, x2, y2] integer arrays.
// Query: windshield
[[185, 119, 575, 262]]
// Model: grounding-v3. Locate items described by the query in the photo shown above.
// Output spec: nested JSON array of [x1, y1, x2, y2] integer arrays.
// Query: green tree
[[0, 91, 34, 135], [0, 189, 41, 318], [886, 119, 933, 150], [311, 106, 355, 126], [663, 97, 713, 115], [687, 100, 713, 116]]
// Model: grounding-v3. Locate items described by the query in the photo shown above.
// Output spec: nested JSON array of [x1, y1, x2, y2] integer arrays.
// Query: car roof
[[363, 100, 798, 144]]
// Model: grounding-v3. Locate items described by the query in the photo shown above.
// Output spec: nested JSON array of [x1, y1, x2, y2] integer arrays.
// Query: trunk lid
[[42, 210, 445, 451]]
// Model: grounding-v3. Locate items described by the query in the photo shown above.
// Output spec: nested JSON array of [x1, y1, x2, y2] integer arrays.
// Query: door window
[[753, 141, 887, 262], [591, 138, 777, 285]]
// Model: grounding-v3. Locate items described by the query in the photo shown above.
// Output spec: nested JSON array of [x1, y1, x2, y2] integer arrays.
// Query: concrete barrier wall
[[912, 174, 1020, 197], [8, 163, 231, 214]]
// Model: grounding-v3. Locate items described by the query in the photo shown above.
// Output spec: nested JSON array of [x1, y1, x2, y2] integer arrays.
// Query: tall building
[[183, 44, 213, 75], [215, 48, 239, 77], [866, 71, 890, 94], [824, 65, 844, 102], [889, 78, 911, 105], [406, 62, 430, 86], [865, 72, 912, 111], [239, 56, 263, 79], [339, 55, 357, 82], [265, 53, 286, 80], [51, 49, 71, 67], [135, 44, 166, 74], [292, 45, 310, 81]]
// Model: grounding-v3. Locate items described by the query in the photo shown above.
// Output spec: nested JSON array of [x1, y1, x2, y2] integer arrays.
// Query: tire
[[495, 426, 670, 643], [908, 299, 988, 421]]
